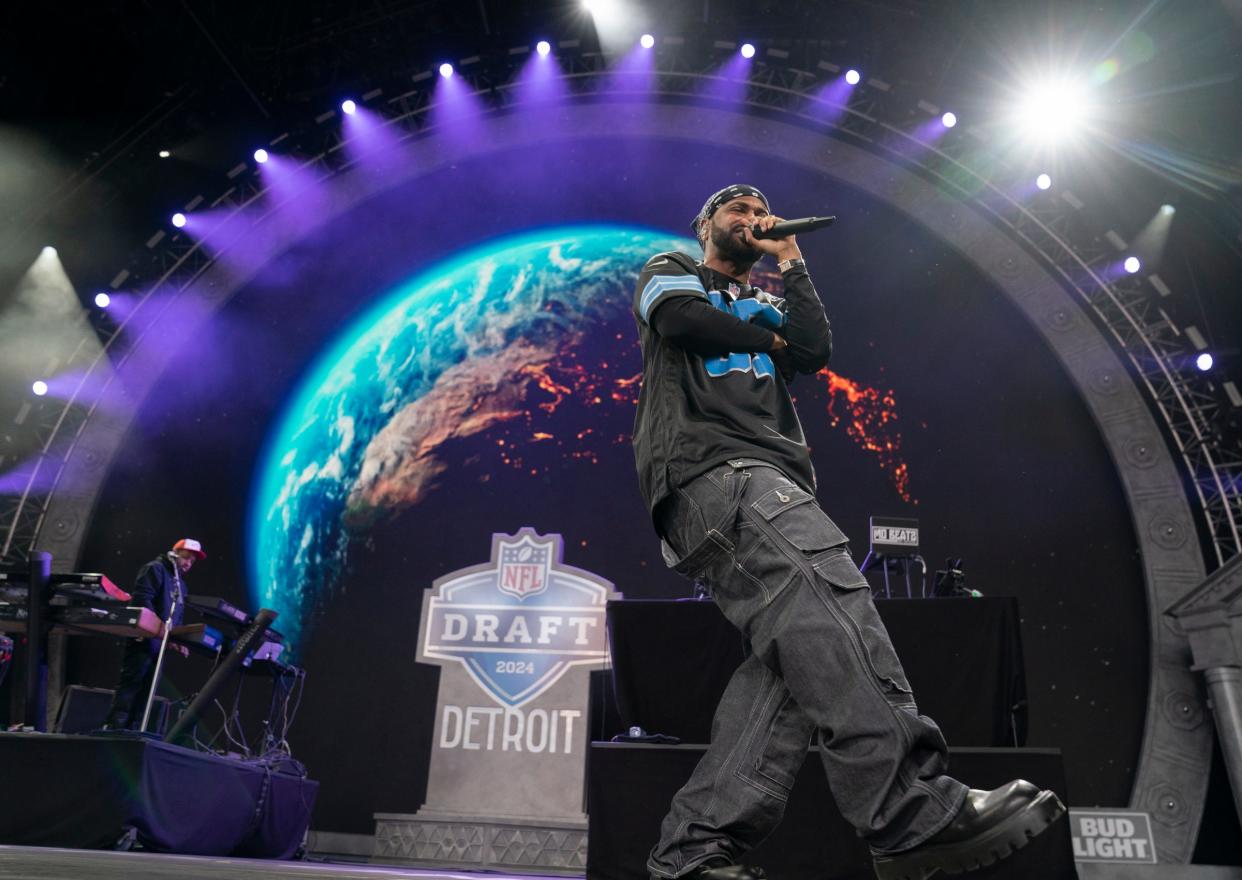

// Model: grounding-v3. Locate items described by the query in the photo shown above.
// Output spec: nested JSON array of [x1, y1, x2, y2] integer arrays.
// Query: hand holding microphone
[[749, 216, 837, 239]]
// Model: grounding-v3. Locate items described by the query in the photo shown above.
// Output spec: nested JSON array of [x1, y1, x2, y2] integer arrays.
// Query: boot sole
[[872, 790, 1067, 880]]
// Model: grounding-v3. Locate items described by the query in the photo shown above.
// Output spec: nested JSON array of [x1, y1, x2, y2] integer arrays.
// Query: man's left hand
[[742, 215, 802, 262]]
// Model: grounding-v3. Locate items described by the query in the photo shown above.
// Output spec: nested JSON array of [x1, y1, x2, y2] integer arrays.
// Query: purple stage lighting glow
[[341, 99, 357, 115], [536, 40, 551, 57], [1124, 256, 1141, 274], [171, 213, 187, 228], [254, 148, 269, 164], [1036, 173, 1052, 190], [430, 60, 487, 148], [94, 292, 111, 308], [606, 41, 657, 93], [740, 43, 756, 59], [340, 104, 411, 177], [514, 40, 571, 105], [941, 111, 957, 128], [439, 62, 454, 78], [845, 69, 861, 85], [1196, 352, 1214, 372], [32, 380, 48, 397], [640, 34, 655, 49]]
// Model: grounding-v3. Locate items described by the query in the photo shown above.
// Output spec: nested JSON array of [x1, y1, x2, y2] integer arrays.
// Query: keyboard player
[[103, 539, 205, 730]]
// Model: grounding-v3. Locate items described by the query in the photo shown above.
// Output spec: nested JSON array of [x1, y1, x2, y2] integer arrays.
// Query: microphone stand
[[139, 557, 182, 734]]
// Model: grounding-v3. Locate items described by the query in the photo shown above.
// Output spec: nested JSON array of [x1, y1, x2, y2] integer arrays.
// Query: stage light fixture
[[1013, 77, 1092, 144], [845, 69, 861, 85], [1197, 353, 1214, 372], [439, 62, 454, 78], [254, 148, 269, 163], [941, 111, 957, 128], [1161, 204, 1176, 216], [94, 292, 111, 308], [158, 150, 171, 159], [640, 34, 655, 49], [1124, 256, 1141, 274], [341, 99, 357, 115], [740, 43, 756, 59], [1036, 173, 1052, 190], [171, 213, 187, 228], [536, 40, 551, 57], [32, 381, 48, 397], [42, 246, 57, 257]]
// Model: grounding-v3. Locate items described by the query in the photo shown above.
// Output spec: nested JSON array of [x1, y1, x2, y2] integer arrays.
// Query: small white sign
[[1069, 809, 1157, 863], [871, 526, 918, 546]]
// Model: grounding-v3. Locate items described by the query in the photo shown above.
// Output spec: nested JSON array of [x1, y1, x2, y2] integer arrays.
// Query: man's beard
[[710, 220, 762, 264]]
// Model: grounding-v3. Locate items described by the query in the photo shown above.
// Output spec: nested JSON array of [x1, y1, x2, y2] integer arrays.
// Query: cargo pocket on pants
[[813, 551, 915, 704], [738, 484, 850, 602]]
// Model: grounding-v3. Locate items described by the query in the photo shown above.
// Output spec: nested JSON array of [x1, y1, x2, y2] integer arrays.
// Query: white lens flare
[[1013, 78, 1092, 144]]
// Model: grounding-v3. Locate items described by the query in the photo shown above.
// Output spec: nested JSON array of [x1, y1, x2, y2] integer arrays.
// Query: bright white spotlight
[[158, 150, 171, 159], [253, 148, 269, 164], [42, 246, 57, 257], [1036, 173, 1052, 190], [640, 34, 655, 49], [341, 99, 357, 115], [32, 380, 48, 397], [94, 292, 111, 308], [1196, 352, 1214, 372], [583, 0, 618, 14], [941, 111, 957, 128], [1013, 77, 1092, 144], [1124, 256, 1141, 274], [740, 43, 756, 59], [439, 62, 454, 78], [1161, 204, 1176, 216], [536, 40, 551, 57], [171, 213, 187, 228], [845, 69, 861, 85]]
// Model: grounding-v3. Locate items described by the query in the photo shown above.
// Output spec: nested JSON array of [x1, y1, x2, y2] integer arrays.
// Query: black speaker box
[[55, 685, 170, 735]]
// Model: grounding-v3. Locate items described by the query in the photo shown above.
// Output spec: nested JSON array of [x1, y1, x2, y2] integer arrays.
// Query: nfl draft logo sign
[[407, 528, 620, 842]]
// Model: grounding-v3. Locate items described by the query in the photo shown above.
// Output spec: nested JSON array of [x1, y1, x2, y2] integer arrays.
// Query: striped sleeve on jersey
[[635, 266, 708, 324]]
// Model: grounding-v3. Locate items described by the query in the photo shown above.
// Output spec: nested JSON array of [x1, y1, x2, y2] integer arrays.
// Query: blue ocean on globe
[[249, 225, 695, 652]]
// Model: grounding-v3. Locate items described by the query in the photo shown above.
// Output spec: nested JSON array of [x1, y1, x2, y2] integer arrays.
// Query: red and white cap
[[172, 538, 207, 560]]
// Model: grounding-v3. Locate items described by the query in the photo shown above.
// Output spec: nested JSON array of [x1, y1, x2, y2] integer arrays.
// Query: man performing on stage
[[104, 538, 204, 731], [630, 185, 1065, 880]]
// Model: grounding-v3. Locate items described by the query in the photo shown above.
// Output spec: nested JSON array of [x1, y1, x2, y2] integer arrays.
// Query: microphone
[[751, 216, 837, 239]]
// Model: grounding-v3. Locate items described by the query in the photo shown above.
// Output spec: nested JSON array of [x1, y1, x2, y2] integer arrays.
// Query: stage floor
[[0, 845, 566, 880], [2, 845, 1241, 880]]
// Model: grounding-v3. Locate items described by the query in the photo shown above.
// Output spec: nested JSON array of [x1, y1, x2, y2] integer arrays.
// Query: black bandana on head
[[691, 184, 770, 235]]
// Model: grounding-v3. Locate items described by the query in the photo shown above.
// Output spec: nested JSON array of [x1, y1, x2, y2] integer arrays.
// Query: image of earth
[[250, 225, 692, 650]]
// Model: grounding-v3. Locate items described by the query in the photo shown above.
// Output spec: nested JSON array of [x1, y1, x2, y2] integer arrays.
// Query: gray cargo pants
[[648, 459, 968, 876]]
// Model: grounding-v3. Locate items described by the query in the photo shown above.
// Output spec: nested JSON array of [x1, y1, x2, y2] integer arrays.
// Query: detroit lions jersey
[[631, 251, 819, 519]]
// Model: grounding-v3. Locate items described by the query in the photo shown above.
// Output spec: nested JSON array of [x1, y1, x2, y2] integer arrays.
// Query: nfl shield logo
[[498, 534, 552, 600]]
